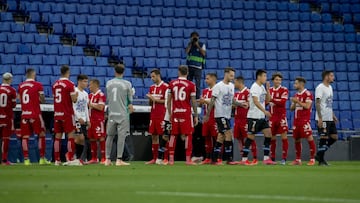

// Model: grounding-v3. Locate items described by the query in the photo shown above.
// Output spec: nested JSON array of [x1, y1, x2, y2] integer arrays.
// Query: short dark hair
[[61, 65, 70, 75], [90, 79, 100, 87], [206, 73, 217, 79], [178, 65, 188, 76], [295, 77, 306, 84], [26, 68, 35, 78], [190, 31, 199, 37], [322, 70, 334, 80], [271, 72, 283, 81], [235, 76, 244, 83], [224, 67, 235, 73], [114, 64, 125, 75], [256, 69, 267, 79], [150, 69, 161, 76], [77, 74, 88, 81]]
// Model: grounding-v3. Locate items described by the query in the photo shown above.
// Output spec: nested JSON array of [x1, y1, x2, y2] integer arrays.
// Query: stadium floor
[[1, 161, 359, 203]]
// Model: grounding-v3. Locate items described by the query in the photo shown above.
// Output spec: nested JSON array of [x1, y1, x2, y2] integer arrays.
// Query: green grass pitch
[[1, 162, 360, 203]]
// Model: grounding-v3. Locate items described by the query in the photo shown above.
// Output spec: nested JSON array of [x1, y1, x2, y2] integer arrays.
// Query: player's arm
[[233, 98, 249, 108], [292, 97, 312, 110], [265, 82, 271, 103], [290, 102, 296, 111], [253, 96, 271, 117], [315, 98, 322, 120], [272, 90, 288, 106], [191, 95, 199, 126], [127, 86, 134, 114], [11, 90, 17, 108], [166, 91, 172, 118], [204, 96, 216, 122], [89, 102, 105, 111]]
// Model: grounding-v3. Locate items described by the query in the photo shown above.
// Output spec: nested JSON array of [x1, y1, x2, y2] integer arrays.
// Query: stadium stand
[[0, 0, 359, 135]]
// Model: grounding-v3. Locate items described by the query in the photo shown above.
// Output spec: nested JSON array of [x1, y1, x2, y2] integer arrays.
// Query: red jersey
[[18, 79, 44, 119], [294, 89, 313, 124], [52, 78, 76, 120], [234, 87, 250, 120], [149, 81, 168, 120], [89, 89, 106, 121], [0, 84, 16, 120], [202, 87, 215, 120], [168, 77, 196, 118], [269, 86, 288, 117]]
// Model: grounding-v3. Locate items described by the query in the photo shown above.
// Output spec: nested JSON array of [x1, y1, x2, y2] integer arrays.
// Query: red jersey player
[[0, 73, 16, 165], [145, 69, 168, 164], [18, 68, 50, 165], [87, 79, 106, 164], [199, 73, 217, 164], [233, 76, 258, 165], [268, 72, 289, 165], [290, 77, 316, 166], [167, 65, 198, 165], [52, 65, 78, 166]]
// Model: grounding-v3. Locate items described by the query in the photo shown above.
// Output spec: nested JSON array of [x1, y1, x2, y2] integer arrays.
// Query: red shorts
[[0, 119, 13, 138], [88, 120, 106, 139], [54, 115, 75, 134], [202, 119, 217, 137], [171, 115, 194, 135], [293, 122, 312, 139], [149, 118, 164, 136], [233, 119, 248, 139], [270, 116, 288, 135], [21, 115, 46, 136]]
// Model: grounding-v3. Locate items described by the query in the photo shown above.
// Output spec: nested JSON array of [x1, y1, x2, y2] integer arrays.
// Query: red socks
[[282, 138, 289, 160], [164, 142, 169, 160], [295, 141, 302, 160], [308, 140, 316, 159], [185, 134, 193, 162], [22, 137, 29, 159], [100, 140, 105, 160], [91, 141, 97, 160], [169, 135, 176, 162], [39, 136, 46, 158], [204, 136, 213, 154], [270, 139, 276, 160], [54, 138, 61, 161], [1, 138, 9, 161], [251, 140, 257, 159], [67, 138, 75, 161], [152, 143, 159, 160]]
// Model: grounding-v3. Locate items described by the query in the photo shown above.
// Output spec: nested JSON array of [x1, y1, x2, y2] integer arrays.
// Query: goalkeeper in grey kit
[[104, 64, 134, 166]]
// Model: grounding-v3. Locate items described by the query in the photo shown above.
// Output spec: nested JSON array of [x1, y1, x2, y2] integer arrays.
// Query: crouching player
[[290, 77, 316, 166], [233, 76, 258, 165], [87, 79, 106, 164]]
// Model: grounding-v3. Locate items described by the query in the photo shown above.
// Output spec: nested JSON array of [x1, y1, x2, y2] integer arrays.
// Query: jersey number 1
[[173, 86, 186, 101]]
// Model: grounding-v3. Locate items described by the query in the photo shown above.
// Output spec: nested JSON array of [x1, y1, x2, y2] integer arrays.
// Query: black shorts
[[247, 118, 270, 134], [162, 120, 172, 137], [215, 117, 231, 134], [318, 121, 337, 136], [75, 122, 88, 137]]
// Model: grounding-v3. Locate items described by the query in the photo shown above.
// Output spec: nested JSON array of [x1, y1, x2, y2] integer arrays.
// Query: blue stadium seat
[[131, 48, 144, 57], [59, 46, 72, 56], [57, 56, 70, 65], [0, 22, 11, 32], [156, 59, 168, 68], [242, 41, 254, 50], [102, 5, 114, 15]]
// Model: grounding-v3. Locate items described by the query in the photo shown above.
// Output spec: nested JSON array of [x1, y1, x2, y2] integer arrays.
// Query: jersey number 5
[[55, 89, 62, 103]]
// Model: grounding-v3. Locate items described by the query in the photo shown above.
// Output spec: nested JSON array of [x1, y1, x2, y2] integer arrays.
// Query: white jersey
[[73, 87, 89, 122], [164, 89, 170, 121], [315, 83, 334, 121], [247, 82, 267, 119], [212, 81, 234, 119]]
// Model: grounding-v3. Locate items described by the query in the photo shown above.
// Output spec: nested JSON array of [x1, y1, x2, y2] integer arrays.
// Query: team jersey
[[73, 87, 89, 122], [294, 89, 313, 124], [0, 84, 16, 120], [168, 77, 196, 118], [89, 89, 106, 121], [315, 83, 334, 121], [106, 77, 133, 122], [202, 87, 215, 120], [269, 86, 288, 118], [212, 81, 234, 119], [234, 87, 250, 120], [248, 82, 267, 119], [18, 79, 44, 119], [52, 78, 76, 120], [149, 81, 168, 120]]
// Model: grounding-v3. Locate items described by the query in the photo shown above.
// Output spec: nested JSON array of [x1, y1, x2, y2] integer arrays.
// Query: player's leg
[[202, 122, 212, 163], [233, 121, 243, 159], [269, 120, 277, 162], [262, 126, 277, 165], [185, 133, 195, 165], [316, 121, 337, 165], [88, 124, 98, 164], [1, 125, 11, 165], [34, 116, 50, 164], [80, 124, 89, 162], [212, 133, 224, 164], [105, 120, 117, 166], [307, 135, 316, 166], [315, 120, 328, 163], [20, 119, 31, 165], [53, 120, 63, 165], [240, 119, 256, 165], [250, 138, 258, 164], [74, 122, 85, 161], [280, 118, 289, 164], [115, 119, 130, 166], [224, 129, 236, 165], [168, 134, 177, 165], [291, 127, 302, 165], [147, 119, 159, 164]]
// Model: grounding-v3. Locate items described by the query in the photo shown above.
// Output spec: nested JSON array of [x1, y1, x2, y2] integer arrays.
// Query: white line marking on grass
[[136, 191, 359, 203]]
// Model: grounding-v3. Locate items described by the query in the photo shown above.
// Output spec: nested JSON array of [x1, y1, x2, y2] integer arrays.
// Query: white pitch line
[[136, 191, 360, 203]]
